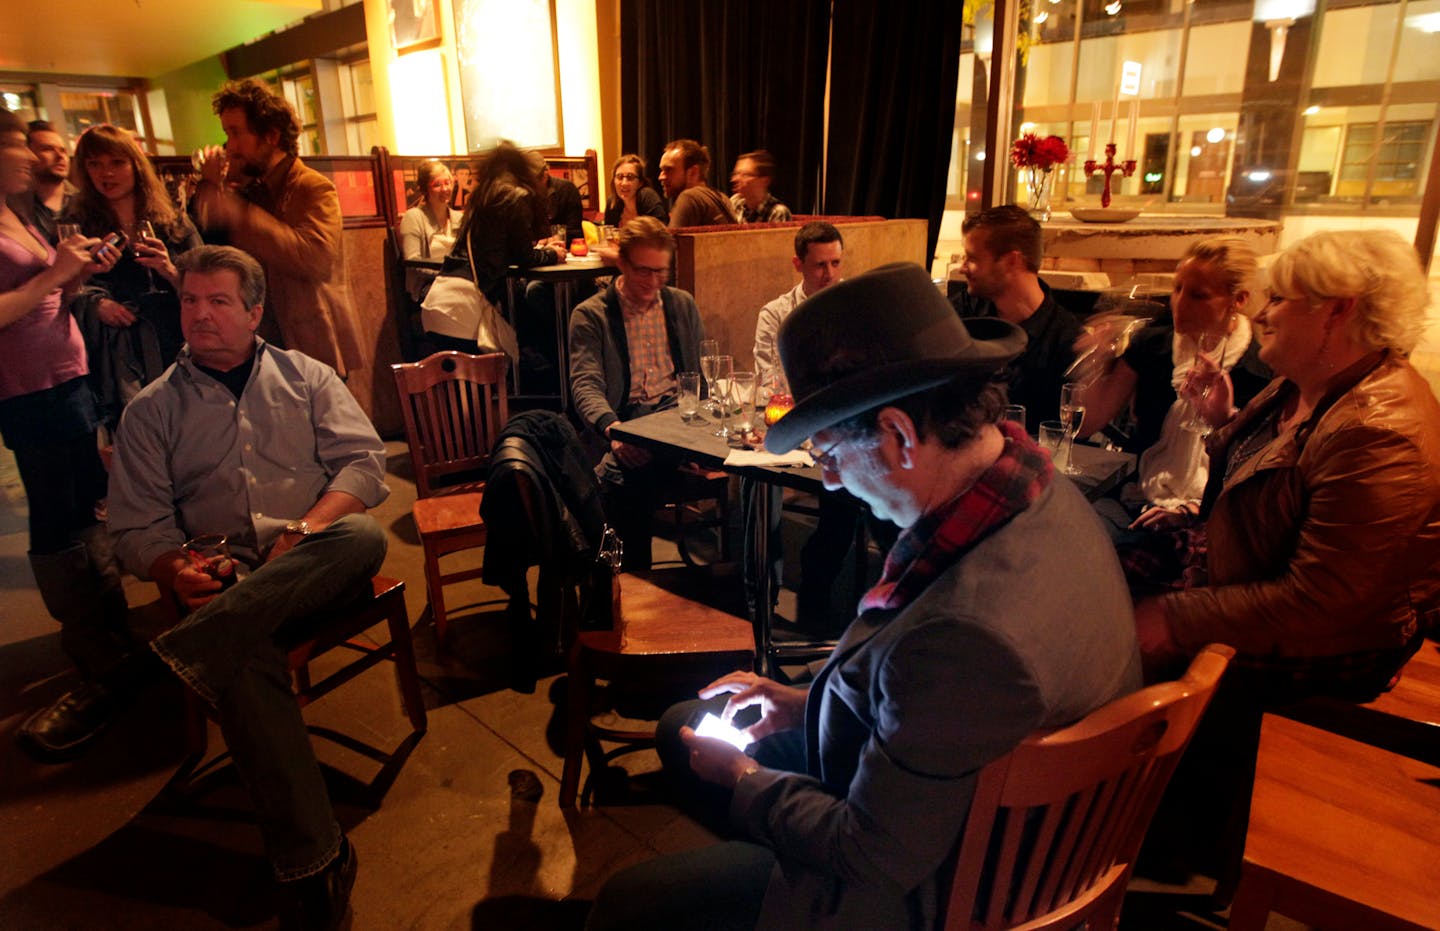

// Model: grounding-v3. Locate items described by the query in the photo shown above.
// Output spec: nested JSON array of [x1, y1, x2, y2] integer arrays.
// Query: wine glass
[[134, 219, 161, 294], [1180, 330, 1228, 435], [1058, 382, 1086, 476], [706, 355, 734, 437], [699, 339, 721, 418]]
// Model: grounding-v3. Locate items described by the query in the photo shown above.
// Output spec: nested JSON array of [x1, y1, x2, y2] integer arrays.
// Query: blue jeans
[[151, 514, 387, 880]]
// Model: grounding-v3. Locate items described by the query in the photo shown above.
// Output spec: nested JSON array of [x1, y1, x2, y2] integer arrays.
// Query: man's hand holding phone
[[697, 671, 807, 742]]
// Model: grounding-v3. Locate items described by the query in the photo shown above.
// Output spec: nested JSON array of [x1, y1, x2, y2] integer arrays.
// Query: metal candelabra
[[1082, 143, 1136, 208]]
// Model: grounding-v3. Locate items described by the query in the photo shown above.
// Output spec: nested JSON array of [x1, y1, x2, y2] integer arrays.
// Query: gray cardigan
[[567, 282, 705, 437]]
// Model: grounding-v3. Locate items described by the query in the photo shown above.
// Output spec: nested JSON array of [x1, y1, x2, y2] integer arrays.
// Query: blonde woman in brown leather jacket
[[1135, 229, 1440, 699]]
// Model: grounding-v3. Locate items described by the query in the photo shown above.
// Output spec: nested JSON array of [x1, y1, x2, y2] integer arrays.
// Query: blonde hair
[[1266, 229, 1429, 355], [1178, 236, 1258, 316]]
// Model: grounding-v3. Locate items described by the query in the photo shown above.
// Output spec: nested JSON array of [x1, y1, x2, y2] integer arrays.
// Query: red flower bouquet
[[1010, 133, 1071, 171]]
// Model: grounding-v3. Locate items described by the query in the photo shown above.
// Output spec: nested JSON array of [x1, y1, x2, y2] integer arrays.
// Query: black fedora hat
[[764, 262, 1027, 453]]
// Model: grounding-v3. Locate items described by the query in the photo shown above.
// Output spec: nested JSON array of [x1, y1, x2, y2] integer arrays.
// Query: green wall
[[152, 56, 228, 153]]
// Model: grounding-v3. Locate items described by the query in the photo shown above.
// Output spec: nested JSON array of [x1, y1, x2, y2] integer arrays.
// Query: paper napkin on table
[[723, 449, 814, 468]]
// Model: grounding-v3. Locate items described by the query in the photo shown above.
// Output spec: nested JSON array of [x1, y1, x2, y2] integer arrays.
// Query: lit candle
[[1089, 102, 1101, 160], [1126, 98, 1139, 160]]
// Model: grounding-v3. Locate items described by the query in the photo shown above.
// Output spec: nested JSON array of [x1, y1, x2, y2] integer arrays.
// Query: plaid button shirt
[[618, 283, 677, 406]]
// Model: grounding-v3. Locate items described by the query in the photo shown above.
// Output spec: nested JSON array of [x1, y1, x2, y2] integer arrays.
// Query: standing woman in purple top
[[0, 109, 143, 763]]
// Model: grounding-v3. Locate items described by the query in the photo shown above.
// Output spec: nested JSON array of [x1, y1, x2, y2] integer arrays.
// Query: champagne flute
[[134, 219, 161, 294], [699, 339, 721, 420], [1181, 330, 1228, 435], [707, 355, 734, 437], [1058, 382, 1086, 476]]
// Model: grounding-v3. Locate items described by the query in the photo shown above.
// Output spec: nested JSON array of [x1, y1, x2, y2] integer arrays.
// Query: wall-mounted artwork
[[391, 0, 440, 52], [453, 0, 562, 150]]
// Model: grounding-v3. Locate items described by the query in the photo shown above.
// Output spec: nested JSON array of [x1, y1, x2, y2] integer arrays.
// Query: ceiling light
[[1207, 127, 1226, 144], [1105, 1, 1122, 14], [1303, 105, 1320, 115], [1035, 11, 1050, 23]]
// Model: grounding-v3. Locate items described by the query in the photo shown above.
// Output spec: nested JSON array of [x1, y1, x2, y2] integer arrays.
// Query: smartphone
[[694, 712, 754, 751], [94, 231, 127, 256]]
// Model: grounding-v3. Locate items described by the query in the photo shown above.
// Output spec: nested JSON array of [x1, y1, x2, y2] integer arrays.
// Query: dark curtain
[[620, 0, 830, 213], [824, 0, 965, 259]]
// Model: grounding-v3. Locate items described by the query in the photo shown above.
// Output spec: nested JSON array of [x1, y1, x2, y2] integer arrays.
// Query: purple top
[[0, 224, 87, 402]]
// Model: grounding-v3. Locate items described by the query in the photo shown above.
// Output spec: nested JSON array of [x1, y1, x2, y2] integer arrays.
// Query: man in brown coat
[[192, 79, 361, 376]]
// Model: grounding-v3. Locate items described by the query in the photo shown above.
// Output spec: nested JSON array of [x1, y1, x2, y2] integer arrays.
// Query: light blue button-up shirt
[[109, 338, 389, 575]]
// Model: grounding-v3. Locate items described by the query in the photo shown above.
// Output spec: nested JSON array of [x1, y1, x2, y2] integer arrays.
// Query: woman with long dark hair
[[0, 110, 144, 761], [602, 153, 668, 227], [420, 141, 563, 358], [65, 124, 200, 428]]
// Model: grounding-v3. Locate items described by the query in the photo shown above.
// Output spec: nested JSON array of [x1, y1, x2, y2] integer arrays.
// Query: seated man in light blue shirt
[[107, 245, 390, 931]]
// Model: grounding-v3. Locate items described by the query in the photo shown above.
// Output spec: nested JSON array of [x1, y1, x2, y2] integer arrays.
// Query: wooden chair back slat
[[392, 351, 510, 498], [947, 644, 1234, 931]]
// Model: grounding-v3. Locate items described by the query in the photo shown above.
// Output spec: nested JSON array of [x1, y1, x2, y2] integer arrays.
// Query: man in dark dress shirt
[[948, 205, 1080, 433], [25, 121, 73, 244], [540, 159, 585, 244]]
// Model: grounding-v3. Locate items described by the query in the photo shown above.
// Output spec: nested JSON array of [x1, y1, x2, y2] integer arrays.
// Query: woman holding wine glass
[[1130, 229, 1440, 879], [65, 124, 200, 430], [1, 110, 145, 761], [1077, 238, 1269, 549]]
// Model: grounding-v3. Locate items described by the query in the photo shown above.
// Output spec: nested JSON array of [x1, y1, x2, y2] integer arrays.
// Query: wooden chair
[[175, 575, 428, 801], [944, 644, 1234, 931], [392, 351, 509, 644], [560, 571, 755, 808]]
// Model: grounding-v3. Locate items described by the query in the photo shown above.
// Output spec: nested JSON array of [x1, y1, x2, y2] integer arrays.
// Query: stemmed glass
[[1181, 330, 1228, 435], [705, 355, 734, 437], [1058, 382, 1086, 475], [699, 339, 721, 419], [134, 219, 161, 294]]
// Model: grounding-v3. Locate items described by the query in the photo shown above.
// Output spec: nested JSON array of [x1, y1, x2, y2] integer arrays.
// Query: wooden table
[[1228, 715, 1440, 931], [506, 256, 612, 410], [1279, 640, 1440, 766], [612, 410, 1135, 676]]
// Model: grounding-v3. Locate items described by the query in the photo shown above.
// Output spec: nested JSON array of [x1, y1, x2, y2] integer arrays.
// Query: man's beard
[[34, 166, 66, 184]]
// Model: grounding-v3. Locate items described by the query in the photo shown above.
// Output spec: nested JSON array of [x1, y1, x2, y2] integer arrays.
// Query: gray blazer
[[732, 477, 1142, 930]]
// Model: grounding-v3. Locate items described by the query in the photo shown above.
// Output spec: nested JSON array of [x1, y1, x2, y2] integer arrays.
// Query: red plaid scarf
[[859, 421, 1053, 612]]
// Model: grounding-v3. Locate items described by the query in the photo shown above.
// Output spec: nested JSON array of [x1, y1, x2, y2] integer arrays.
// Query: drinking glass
[[550, 224, 567, 242], [678, 371, 702, 424], [1003, 404, 1027, 430], [699, 339, 722, 419], [1180, 330, 1228, 435], [726, 371, 757, 447], [57, 223, 81, 240], [1038, 421, 1066, 457], [1058, 383, 1085, 475], [183, 533, 238, 591], [134, 219, 161, 293], [706, 355, 734, 436]]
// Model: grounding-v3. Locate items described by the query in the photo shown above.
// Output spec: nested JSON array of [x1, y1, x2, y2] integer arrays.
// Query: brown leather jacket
[[1164, 351, 1440, 659]]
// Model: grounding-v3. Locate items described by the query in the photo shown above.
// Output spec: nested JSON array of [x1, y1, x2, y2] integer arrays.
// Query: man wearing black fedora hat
[[587, 262, 1140, 931]]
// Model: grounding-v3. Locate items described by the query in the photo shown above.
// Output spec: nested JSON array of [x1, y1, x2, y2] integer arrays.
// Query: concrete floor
[[0, 440, 1302, 930]]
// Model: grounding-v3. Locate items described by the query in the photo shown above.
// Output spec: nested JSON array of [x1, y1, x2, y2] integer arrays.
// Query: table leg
[[553, 280, 574, 413], [751, 479, 775, 677]]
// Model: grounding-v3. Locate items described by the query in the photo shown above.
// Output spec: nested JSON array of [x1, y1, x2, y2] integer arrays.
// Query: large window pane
[[1183, 21, 1251, 95], [1396, 0, 1440, 82], [1314, 2, 1402, 88]]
